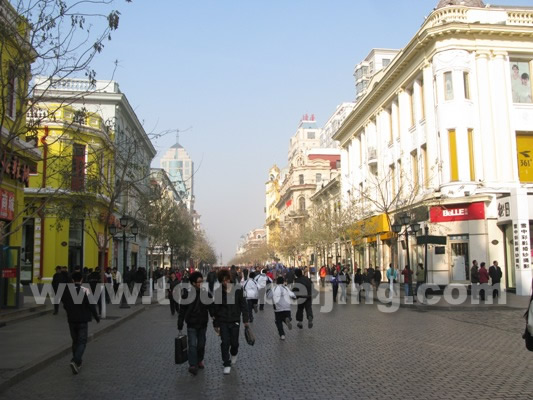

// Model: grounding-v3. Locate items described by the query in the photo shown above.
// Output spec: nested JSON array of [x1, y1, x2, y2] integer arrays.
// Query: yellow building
[[25, 104, 116, 283], [0, 2, 40, 308]]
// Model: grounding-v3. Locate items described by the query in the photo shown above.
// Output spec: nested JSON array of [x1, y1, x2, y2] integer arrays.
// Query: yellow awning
[[349, 213, 390, 237]]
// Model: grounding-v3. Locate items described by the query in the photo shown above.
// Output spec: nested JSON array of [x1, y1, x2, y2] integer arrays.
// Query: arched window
[[299, 197, 306, 211]]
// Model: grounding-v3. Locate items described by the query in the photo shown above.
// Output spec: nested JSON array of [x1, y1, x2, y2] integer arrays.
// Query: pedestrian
[[266, 276, 297, 340], [415, 263, 425, 300], [52, 265, 66, 315], [104, 268, 113, 304], [386, 264, 397, 298], [489, 260, 503, 299], [212, 269, 249, 375], [113, 267, 122, 299], [338, 268, 348, 303], [177, 272, 212, 376], [402, 265, 413, 298], [254, 269, 272, 311], [331, 269, 339, 303], [285, 267, 295, 288], [230, 265, 239, 284], [168, 272, 179, 316], [61, 271, 100, 374], [354, 268, 363, 302], [87, 267, 101, 315], [478, 262, 489, 301], [470, 260, 479, 299], [319, 265, 327, 288], [293, 268, 313, 329], [243, 271, 259, 322], [206, 267, 217, 294], [374, 266, 382, 291]]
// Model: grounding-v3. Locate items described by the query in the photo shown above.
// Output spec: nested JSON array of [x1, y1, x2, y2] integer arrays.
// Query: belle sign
[[430, 202, 485, 223]]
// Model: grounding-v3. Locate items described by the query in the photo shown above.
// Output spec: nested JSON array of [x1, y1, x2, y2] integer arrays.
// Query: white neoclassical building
[[333, 0, 533, 295]]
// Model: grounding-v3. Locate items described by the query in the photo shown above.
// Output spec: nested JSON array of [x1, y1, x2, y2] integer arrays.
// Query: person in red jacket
[[478, 262, 490, 301]]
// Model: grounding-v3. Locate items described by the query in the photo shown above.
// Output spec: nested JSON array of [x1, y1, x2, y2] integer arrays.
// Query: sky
[[88, 0, 533, 263]]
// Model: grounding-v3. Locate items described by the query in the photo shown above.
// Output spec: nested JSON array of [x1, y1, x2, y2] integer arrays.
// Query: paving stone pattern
[[2, 302, 532, 400]]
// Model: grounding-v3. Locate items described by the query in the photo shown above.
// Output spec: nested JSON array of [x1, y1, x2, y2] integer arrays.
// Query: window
[[408, 88, 415, 127], [448, 129, 459, 181], [468, 129, 475, 181], [390, 164, 396, 197], [299, 197, 306, 211], [383, 58, 391, 67], [422, 145, 429, 188], [387, 107, 393, 143], [510, 60, 532, 103], [71, 144, 86, 191], [299, 174, 304, 185], [7, 66, 17, 119], [307, 132, 315, 139], [419, 80, 425, 119], [411, 150, 419, 191], [444, 72, 454, 101], [463, 72, 471, 100], [316, 173, 322, 184]]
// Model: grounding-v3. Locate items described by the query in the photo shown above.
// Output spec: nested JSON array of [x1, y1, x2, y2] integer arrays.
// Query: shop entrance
[[450, 240, 469, 281]]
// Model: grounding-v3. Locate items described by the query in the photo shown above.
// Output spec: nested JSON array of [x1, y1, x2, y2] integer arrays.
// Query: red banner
[[1, 268, 17, 278], [430, 202, 485, 223], [0, 189, 15, 221], [286, 199, 292, 208]]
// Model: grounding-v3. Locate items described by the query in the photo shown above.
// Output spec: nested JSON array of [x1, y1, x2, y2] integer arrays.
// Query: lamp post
[[391, 213, 421, 296], [424, 225, 429, 284], [109, 215, 138, 308]]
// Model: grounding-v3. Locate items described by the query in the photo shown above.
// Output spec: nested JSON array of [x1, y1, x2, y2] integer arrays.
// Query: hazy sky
[[89, 0, 532, 263]]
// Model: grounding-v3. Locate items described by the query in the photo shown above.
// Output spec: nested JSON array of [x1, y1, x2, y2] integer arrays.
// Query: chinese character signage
[[0, 189, 15, 221], [513, 221, 531, 270]]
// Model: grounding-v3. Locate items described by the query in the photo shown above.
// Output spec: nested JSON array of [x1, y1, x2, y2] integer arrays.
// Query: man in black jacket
[[212, 269, 249, 375], [61, 272, 100, 374], [489, 260, 503, 299], [52, 266, 67, 315], [293, 268, 314, 329], [177, 272, 212, 376]]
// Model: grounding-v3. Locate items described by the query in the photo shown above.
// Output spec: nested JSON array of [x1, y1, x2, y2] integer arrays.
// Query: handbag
[[523, 328, 533, 352], [244, 326, 255, 346], [174, 334, 188, 364]]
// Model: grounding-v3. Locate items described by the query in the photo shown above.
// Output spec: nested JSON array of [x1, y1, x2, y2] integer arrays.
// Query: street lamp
[[109, 215, 138, 308], [391, 213, 421, 295]]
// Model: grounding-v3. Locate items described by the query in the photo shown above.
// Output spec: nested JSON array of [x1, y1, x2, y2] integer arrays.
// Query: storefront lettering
[[0, 153, 33, 187], [443, 209, 468, 217]]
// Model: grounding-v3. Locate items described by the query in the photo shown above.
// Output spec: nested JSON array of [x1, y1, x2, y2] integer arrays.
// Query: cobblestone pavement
[[2, 300, 532, 400]]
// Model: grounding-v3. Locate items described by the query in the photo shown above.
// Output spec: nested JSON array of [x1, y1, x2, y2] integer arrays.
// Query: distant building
[[160, 142, 195, 212], [354, 48, 400, 101], [320, 103, 356, 149]]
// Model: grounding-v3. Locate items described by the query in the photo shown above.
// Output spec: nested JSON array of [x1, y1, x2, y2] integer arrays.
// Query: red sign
[[0, 189, 15, 221], [1, 268, 17, 278], [430, 202, 485, 223]]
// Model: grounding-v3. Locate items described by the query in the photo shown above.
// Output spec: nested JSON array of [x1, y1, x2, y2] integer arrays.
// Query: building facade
[[31, 77, 156, 277], [334, 0, 533, 295]]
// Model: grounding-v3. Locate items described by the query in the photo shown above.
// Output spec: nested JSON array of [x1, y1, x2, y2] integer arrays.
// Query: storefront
[[429, 201, 487, 285], [497, 190, 533, 295]]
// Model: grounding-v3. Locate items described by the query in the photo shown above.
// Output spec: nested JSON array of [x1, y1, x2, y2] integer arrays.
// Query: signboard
[[1, 268, 17, 278], [513, 221, 531, 270], [517, 135, 533, 183], [430, 202, 485, 223], [416, 235, 448, 245], [0, 189, 15, 221]]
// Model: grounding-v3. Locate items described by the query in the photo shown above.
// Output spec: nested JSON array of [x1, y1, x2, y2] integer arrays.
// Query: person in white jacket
[[254, 269, 272, 311], [267, 276, 296, 340], [243, 272, 260, 322]]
